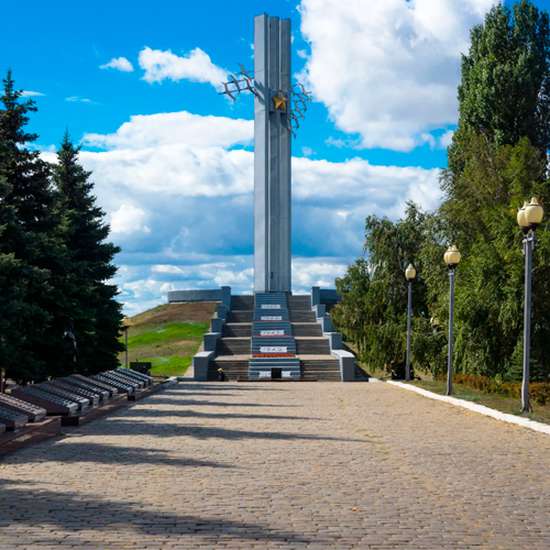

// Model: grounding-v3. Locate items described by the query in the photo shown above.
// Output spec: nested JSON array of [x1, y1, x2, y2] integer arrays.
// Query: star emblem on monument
[[273, 93, 287, 112]]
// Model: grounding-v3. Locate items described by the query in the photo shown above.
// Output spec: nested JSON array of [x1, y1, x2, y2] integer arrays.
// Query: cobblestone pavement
[[0, 381, 549, 549]]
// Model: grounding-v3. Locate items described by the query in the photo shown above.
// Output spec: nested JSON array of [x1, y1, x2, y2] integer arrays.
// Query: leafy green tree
[[53, 135, 124, 375], [450, 0, 550, 175], [433, 137, 549, 380], [334, 1, 550, 383], [439, 0, 550, 381], [332, 258, 371, 358], [334, 204, 435, 374]]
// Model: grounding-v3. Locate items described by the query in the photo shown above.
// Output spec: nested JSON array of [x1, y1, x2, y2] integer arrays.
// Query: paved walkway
[[0, 382, 549, 549]]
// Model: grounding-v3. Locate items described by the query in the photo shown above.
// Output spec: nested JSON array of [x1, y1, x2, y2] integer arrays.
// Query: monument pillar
[[253, 14, 291, 293]]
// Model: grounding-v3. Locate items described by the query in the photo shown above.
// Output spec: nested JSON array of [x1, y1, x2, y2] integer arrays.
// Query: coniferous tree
[[0, 71, 60, 383], [53, 134, 123, 375]]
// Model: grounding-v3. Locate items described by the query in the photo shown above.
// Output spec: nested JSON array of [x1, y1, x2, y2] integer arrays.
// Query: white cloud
[[292, 258, 348, 289], [439, 129, 455, 148], [325, 136, 361, 149], [84, 110, 252, 150], [299, 0, 497, 151], [138, 46, 227, 89], [65, 96, 94, 104], [21, 90, 45, 97], [110, 204, 151, 235], [61, 109, 441, 313], [100, 56, 134, 72]]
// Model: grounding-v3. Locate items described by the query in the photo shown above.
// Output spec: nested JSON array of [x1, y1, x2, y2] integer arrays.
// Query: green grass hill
[[120, 302, 216, 377]]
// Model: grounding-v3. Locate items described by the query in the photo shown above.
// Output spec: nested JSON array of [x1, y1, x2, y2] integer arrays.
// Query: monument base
[[185, 286, 360, 382]]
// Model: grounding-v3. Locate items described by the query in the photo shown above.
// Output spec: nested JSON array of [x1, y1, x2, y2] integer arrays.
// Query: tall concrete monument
[[220, 14, 301, 293], [180, 14, 358, 383], [253, 14, 292, 293]]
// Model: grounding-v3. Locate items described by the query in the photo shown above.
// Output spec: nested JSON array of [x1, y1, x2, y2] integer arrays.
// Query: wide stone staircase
[[210, 294, 341, 381]]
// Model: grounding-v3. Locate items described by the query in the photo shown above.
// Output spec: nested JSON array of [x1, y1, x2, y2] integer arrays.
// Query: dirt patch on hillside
[[128, 303, 216, 327]]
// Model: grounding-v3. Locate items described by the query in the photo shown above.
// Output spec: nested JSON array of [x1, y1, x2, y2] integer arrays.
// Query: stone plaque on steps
[[261, 316, 282, 321], [261, 304, 281, 309], [260, 346, 288, 353], [260, 330, 284, 336]]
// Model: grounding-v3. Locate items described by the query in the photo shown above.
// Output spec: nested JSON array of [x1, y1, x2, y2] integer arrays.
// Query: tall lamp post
[[123, 322, 129, 368], [517, 197, 544, 413], [404, 263, 417, 381], [443, 245, 461, 396]]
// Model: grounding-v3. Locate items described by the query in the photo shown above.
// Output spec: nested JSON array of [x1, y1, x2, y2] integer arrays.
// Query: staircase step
[[230, 295, 254, 310], [292, 323, 322, 336], [290, 311, 316, 322], [295, 337, 331, 355], [223, 323, 251, 337], [211, 357, 250, 381], [216, 338, 250, 355], [288, 295, 312, 310], [227, 310, 253, 323]]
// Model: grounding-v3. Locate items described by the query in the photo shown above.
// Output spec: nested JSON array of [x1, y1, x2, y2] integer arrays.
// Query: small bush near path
[[450, 373, 550, 406]]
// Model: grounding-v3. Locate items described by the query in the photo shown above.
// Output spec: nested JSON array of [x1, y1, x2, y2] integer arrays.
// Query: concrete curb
[[387, 380, 550, 436]]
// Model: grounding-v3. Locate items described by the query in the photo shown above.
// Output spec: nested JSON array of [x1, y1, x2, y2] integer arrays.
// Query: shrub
[[445, 373, 550, 405]]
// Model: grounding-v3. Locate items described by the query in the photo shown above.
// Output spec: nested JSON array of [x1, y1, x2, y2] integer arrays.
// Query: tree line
[[0, 71, 123, 386], [333, 1, 550, 384]]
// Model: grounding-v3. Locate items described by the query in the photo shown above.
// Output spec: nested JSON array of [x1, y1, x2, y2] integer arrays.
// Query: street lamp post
[[443, 245, 461, 396], [405, 263, 417, 381], [123, 323, 129, 368], [517, 197, 544, 413]]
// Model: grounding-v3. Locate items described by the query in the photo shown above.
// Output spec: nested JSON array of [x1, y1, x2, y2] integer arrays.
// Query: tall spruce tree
[[0, 71, 61, 383], [53, 134, 123, 375]]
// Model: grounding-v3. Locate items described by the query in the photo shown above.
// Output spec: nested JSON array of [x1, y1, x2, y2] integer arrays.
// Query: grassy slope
[[120, 302, 215, 377]]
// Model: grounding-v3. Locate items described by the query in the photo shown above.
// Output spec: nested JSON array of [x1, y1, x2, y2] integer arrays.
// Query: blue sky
[[2, 0, 546, 313]]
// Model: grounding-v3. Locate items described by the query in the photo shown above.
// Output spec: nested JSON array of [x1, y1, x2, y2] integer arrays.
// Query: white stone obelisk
[[253, 14, 291, 293]]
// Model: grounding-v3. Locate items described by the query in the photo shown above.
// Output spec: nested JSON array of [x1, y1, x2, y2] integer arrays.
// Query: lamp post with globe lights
[[517, 197, 544, 413], [404, 264, 416, 381], [443, 245, 461, 396]]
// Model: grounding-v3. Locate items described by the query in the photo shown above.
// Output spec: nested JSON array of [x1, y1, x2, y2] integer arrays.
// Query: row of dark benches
[[0, 368, 153, 432]]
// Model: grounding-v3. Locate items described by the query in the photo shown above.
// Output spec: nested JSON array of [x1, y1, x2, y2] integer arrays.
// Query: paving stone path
[[0, 381, 549, 549]]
